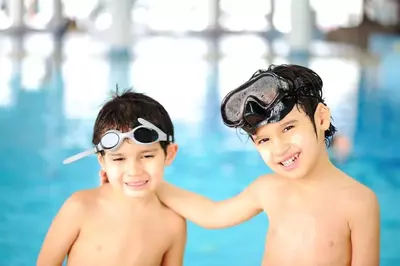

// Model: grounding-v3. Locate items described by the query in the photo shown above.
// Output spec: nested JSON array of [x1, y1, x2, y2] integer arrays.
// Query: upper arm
[[161, 216, 187, 266], [350, 189, 380, 266], [37, 192, 86, 266], [211, 176, 265, 228], [157, 175, 267, 229]]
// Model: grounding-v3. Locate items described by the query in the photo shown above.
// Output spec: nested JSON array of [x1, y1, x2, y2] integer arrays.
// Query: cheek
[[290, 133, 303, 146], [144, 159, 165, 178], [105, 164, 123, 181], [290, 131, 318, 148], [258, 148, 272, 163]]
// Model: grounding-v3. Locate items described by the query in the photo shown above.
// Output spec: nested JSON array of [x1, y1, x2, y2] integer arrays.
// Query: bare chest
[[263, 195, 351, 265], [68, 212, 170, 266]]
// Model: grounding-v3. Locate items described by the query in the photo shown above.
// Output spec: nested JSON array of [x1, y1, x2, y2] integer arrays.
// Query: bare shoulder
[[342, 176, 378, 206], [339, 174, 380, 223], [250, 173, 284, 195], [250, 173, 281, 188], [64, 187, 104, 211], [241, 173, 283, 210], [352, 183, 379, 211], [64, 190, 89, 209], [162, 205, 187, 235]]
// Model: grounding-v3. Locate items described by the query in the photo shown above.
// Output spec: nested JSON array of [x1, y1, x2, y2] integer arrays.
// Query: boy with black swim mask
[[154, 64, 380, 266]]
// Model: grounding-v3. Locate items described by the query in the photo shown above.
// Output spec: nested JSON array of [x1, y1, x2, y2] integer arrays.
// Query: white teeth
[[281, 153, 299, 167], [126, 181, 148, 186], [282, 158, 295, 166]]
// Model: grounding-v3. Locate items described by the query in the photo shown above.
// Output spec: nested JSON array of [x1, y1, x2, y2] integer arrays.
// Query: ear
[[97, 153, 106, 171], [315, 103, 331, 132], [164, 143, 178, 166]]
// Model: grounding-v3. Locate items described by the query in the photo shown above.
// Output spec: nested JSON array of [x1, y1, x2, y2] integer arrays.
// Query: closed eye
[[142, 155, 155, 159], [112, 158, 124, 161]]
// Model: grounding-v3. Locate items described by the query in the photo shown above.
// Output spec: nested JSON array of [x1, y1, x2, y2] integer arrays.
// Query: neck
[[294, 145, 337, 186], [111, 189, 161, 210]]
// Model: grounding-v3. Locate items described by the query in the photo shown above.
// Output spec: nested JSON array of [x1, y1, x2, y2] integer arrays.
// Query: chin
[[274, 166, 308, 180], [123, 189, 154, 198]]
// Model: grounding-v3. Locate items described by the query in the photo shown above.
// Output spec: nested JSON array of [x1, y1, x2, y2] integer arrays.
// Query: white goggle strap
[[62, 147, 97, 165]]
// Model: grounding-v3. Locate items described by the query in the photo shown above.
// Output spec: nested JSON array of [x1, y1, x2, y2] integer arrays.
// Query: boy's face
[[98, 140, 177, 198], [252, 103, 331, 179]]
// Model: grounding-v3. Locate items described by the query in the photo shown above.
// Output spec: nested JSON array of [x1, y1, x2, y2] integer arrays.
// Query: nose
[[125, 158, 144, 176], [272, 137, 290, 157]]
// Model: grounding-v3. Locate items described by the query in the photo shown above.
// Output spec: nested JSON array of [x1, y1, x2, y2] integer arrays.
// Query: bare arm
[[37, 192, 85, 266], [156, 177, 265, 229], [161, 216, 187, 266], [350, 189, 380, 266]]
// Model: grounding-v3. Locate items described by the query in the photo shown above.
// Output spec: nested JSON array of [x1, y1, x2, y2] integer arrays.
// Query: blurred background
[[0, 0, 399, 265]]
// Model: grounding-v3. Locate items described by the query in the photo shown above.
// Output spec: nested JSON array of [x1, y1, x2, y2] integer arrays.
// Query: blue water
[[0, 34, 399, 266]]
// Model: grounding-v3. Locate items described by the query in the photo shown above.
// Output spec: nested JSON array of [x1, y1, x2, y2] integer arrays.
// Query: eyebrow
[[109, 148, 159, 157], [109, 153, 124, 157], [280, 119, 298, 127], [140, 148, 159, 153]]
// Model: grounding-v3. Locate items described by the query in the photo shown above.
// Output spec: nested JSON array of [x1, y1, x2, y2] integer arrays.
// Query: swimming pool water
[[0, 35, 399, 266]]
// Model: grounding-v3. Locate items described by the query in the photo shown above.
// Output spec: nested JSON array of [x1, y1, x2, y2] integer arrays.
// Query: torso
[[259, 175, 356, 266], [66, 188, 177, 266]]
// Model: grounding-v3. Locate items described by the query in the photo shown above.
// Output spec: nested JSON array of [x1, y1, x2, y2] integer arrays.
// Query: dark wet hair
[[262, 64, 336, 147], [92, 86, 174, 155]]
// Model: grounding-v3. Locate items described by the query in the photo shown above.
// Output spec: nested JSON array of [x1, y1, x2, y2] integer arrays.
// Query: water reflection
[[2, 33, 389, 266]]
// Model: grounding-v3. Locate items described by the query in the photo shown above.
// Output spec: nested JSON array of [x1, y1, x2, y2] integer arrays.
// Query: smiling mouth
[[124, 180, 149, 188], [279, 152, 300, 167]]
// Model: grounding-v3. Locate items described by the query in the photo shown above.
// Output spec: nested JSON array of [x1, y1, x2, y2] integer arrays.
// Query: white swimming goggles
[[63, 118, 173, 164]]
